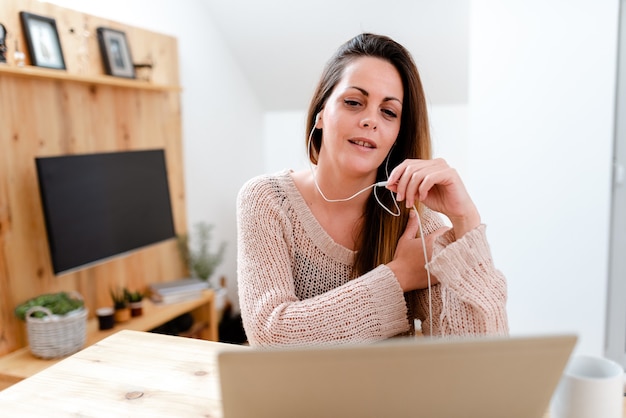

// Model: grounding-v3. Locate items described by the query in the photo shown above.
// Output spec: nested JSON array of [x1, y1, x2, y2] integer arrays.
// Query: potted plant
[[110, 288, 130, 323], [177, 222, 227, 286], [15, 291, 85, 320], [124, 288, 145, 317], [14, 291, 87, 358]]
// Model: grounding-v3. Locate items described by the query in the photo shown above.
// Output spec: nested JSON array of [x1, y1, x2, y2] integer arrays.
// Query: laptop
[[217, 334, 577, 418]]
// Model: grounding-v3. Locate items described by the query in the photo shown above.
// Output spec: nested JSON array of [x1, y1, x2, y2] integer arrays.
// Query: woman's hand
[[386, 158, 481, 239], [387, 210, 446, 292]]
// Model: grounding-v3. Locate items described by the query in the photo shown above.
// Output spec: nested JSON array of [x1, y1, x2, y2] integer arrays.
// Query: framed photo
[[96, 27, 135, 79], [19, 11, 66, 70]]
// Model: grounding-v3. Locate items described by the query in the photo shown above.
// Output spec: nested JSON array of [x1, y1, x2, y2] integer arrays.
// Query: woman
[[237, 33, 508, 347]]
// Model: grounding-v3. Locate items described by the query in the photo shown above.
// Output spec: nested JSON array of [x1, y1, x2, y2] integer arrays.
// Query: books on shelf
[[149, 278, 209, 304]]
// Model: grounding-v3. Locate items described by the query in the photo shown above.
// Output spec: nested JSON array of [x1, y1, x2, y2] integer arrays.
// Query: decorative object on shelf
[[124, 288, 145, 317], [14, 291, 87, 359], [96, 26, 135, 78], [133, 62, 153, 81], [14, 40, 25, 67], [149, 277, 209, 304], [177, 222, 227, 285], [0, 23, 7, 63], [96, 307, 115, 330], [110, 287, 130, 323], [19, 11, 66, 70]]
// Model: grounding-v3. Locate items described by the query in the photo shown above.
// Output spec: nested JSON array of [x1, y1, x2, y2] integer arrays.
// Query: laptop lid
[[218, 334, 577, 418]]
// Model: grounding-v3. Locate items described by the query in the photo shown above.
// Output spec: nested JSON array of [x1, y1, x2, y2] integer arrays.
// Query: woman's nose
[[360, 115, 377, 130]]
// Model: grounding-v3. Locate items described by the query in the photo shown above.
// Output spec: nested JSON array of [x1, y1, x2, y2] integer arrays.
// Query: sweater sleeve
[[415, 225, 509, 337], [236, 176, 410, 347]]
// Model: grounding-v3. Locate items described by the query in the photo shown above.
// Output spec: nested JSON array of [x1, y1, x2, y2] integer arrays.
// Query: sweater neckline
[[281, 170, 356, 265]]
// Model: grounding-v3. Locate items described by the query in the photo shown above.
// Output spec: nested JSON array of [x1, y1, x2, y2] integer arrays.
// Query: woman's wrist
[[387, 260, 417, 292], [449, 209, 481, 240]]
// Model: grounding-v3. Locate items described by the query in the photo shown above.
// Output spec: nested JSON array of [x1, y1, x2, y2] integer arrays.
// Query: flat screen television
[[35, 149, 176, 275]]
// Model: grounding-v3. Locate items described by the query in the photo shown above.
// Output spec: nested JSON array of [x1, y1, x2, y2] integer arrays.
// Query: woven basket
[[25, 305, 88, 359]]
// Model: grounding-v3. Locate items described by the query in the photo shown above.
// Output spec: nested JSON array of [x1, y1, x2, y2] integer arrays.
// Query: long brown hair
[[305, 33, 432, 276]]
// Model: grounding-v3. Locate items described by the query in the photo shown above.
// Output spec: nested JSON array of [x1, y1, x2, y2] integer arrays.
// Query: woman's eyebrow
[[347, 86, 402, 105]]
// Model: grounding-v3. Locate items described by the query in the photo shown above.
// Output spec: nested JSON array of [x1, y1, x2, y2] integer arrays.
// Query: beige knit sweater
[[236, 171, 508, 347]]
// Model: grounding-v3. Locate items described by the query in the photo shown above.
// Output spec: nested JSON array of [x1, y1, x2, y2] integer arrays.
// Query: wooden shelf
[[0, 64, 181, 91], [0, 290, 216, 390]]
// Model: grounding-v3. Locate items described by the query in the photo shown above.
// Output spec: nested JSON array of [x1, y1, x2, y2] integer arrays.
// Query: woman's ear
[[315, 111, 323, 129]]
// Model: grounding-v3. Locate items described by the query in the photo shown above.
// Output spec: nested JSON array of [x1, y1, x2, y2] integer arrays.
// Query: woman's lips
[[349, 138, 376, 149]]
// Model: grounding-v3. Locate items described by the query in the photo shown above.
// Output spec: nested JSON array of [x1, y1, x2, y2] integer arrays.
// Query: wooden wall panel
[[0, 1, 187, 355]]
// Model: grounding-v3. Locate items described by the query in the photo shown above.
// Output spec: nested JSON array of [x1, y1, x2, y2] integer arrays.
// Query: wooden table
[[0, 330, 245, 417]]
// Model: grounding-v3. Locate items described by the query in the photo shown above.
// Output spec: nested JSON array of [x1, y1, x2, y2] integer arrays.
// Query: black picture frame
[[19, 11, 66, 70], [96, 27, 135, 79]]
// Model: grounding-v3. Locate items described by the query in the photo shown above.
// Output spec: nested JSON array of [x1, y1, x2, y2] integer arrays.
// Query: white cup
[[550, 355, 624, 418]]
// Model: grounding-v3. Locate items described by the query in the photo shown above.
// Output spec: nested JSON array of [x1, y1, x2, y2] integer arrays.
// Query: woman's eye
[[344, 99, 361, 107], [382, 109, 398, 118]]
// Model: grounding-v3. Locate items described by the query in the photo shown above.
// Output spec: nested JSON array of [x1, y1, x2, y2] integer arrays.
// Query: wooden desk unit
[[0, 290, 216, 390]]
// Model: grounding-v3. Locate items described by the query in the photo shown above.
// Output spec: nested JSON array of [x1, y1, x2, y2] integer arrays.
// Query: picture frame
[[96, 27, 135, 79], [19, 11, 66, 70]]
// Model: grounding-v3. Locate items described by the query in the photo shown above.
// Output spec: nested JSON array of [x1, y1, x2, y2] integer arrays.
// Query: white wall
[[45, 0, 265, 309], [469, 0, 619, 356], [429, 104, 469, 175], [264, 111, 308, 174]]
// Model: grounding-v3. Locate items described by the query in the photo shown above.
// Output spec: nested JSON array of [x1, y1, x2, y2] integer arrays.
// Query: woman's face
[[317, 56, 403, 181]]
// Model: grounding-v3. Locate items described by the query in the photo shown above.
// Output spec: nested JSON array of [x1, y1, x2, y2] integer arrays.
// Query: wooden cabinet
[[0, 1, 191, 357]]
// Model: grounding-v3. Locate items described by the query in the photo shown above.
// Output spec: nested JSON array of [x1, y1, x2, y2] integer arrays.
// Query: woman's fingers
[[388, 158, 453, 208], [386, 159, 481, 237], [401, 207, 421, 239]]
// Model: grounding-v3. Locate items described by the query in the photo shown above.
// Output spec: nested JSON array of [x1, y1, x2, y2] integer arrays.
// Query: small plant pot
[[96, 307, 115, 330], [129, 301, 143, 317], [114, 307, 130, 323]]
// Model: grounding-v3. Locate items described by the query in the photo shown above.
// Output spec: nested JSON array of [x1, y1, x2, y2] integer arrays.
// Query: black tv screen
[[35, 149, 176, 274]]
